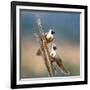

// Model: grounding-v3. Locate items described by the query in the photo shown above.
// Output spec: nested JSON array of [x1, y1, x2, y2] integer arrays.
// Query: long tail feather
[[55, 57, 70, 75]]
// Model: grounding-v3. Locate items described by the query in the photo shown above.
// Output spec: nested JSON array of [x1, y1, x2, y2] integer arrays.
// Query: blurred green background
[[20, 10, 80, 78]]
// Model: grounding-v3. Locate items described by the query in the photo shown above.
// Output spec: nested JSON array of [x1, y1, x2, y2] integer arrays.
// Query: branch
[[41, 39, 55, 76], [35, 16, 55, 77]]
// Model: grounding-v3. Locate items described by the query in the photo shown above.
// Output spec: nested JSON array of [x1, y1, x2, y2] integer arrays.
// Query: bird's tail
[[58, 62, 70, 75], [56, 57, 70, 75]]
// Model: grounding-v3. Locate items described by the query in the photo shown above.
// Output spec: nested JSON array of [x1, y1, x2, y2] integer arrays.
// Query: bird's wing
[[55, 55, 62, 65]]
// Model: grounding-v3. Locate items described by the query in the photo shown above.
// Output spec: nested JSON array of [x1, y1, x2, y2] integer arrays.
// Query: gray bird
[[50, 44, 70, 75]]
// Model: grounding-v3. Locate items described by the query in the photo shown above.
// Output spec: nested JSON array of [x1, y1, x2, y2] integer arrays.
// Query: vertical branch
[[41, 39, 55, 77], [36, 16, 55, 77]]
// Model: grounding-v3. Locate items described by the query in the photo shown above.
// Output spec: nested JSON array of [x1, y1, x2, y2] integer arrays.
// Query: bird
[[50, 44, 57, 58], [45, 28, 55, 44], [50, 44, 70, 75], [36, 28, 55, 56]]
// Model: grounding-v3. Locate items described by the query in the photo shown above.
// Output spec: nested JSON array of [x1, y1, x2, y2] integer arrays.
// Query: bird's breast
[[46, 34, 53, 39], [50, 51, 56, 58], [45, 35, 53, 43]]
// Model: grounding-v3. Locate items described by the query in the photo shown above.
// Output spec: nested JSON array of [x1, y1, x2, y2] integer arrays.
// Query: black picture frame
[[11, 1, 88, 89]]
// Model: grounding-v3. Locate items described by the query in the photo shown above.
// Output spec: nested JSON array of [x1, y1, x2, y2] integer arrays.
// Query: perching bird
[[50, 44, 70, 75], [36, 28, 55, 56], [45, 28, 55, 44], [50, 44, 57, 58]]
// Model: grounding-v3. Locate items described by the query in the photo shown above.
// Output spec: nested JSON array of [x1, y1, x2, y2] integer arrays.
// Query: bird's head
[[52, 44, 57, 50], [49, 29, 55, 35]]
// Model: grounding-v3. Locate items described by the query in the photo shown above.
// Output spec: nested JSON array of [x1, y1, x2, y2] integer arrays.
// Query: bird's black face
[[53, 46, 57, 50], [51, 31, 55, 34]]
